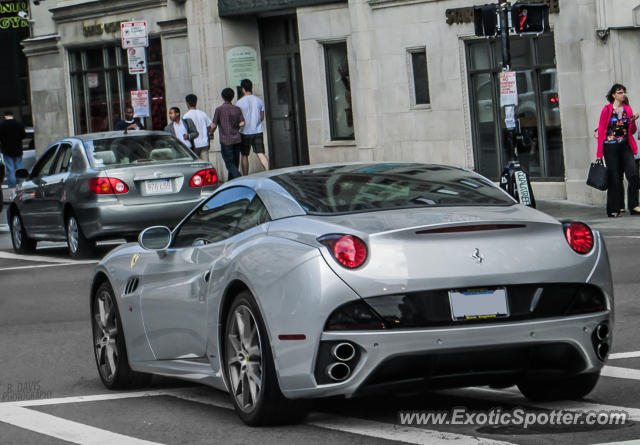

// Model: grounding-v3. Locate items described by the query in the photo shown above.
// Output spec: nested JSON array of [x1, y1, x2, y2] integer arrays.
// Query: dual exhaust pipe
[[325, 342, 356, 382], [594, 322, 610, 361]]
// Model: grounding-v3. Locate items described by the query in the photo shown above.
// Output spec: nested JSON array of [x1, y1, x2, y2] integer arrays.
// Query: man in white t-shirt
[[183, 94, 214, 161], [236, 79, 269, 175]]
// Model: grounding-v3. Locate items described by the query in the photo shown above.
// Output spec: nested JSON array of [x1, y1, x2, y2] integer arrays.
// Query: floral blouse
[[605, 109, 630, 144]]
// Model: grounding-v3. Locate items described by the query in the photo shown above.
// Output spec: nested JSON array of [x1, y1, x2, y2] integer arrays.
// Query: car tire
[[9, 211, 37, 254], [91, 281, 151, 389], [517, 371, 600, 402], [66, 213, 95, 259], [224, 290, 311, 426]]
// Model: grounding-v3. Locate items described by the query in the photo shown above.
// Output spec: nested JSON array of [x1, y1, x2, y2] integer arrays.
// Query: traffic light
[[511, 2, 550, 34], [474, 4, 498, 37]]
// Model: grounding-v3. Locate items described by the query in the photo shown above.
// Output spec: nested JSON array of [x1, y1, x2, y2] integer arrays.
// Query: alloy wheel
[[93, 288, 119, 382], [11, 215, 22, 248], [226, 305, 263, 412], [67, 217, 79, 253]]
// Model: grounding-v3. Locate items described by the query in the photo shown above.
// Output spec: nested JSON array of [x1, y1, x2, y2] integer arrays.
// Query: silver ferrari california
[[7, 131, 218, 258], [90, 163, 613, 425]]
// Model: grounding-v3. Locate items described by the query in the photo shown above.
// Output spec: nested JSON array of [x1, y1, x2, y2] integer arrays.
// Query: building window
[[324, 42, 354, 140], [408, 48, 430, 106], [69, 39, 167, 133], [467, 34, 562, 180]]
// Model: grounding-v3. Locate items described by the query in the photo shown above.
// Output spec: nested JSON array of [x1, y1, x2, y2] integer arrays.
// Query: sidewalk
[[536, 199, 640, 234]]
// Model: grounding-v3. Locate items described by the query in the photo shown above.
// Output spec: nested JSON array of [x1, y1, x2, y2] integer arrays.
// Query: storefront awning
[[218, 0, 346, 18]]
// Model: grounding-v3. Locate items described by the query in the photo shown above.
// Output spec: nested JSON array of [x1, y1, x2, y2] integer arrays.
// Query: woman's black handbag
[[586, 159, 608, 191]]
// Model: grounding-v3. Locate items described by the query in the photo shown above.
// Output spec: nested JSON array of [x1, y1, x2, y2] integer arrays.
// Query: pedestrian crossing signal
[[474, 4, 498, 37], [511, 2, 550, 34]]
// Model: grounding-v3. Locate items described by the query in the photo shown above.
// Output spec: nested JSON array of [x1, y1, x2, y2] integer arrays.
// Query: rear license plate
[[449, 287, 509, 321], [145, 179, 172, 195]]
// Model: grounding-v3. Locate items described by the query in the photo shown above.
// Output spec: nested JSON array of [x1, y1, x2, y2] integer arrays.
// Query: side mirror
[[15, 168, 29, 179], [139, 226, 172, 251]]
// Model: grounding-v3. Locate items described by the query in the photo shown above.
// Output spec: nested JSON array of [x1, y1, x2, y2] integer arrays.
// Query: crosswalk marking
[[0, 251, 97, 264], [0, 405, 163, 445], [608, 351, 640, 360]]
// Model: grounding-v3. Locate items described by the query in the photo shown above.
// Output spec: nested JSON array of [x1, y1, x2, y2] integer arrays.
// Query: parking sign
[[121, 21, 148, 49]]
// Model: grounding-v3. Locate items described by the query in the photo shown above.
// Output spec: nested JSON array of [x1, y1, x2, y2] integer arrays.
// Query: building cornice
[[157, 17, 188, 38], [50, 0, 168, 23], [21, 33, 61, 57]]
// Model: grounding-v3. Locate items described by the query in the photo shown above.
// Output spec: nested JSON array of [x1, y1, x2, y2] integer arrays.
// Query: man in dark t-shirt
[[0, 111, 26, 192], [114, 105, 144, 131], [212, 88, 245, 180]]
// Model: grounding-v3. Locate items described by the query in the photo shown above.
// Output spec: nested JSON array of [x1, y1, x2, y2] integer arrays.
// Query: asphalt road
[[0, 201, 639, 445]]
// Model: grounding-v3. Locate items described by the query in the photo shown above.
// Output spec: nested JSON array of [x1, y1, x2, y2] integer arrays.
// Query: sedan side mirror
[[15, 168, 29, 179], [139, 226, 172, 251]]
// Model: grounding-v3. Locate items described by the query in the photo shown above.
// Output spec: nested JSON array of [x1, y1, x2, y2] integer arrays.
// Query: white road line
[[593, 440, 640, 445], [307, 415, 514, 445], [458, 387, 640, 422], [0, 405, 164, 445], [0, 224, 8, 233], [2, 387, 515, 445], [608, 351, 640, 360], [0, 251, 97, 265], [601, 366, 640, 381]]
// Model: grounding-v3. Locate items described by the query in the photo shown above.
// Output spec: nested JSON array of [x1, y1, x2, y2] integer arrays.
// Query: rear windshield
[[84, 135, 196, 168], [271, 164, 515, 214]]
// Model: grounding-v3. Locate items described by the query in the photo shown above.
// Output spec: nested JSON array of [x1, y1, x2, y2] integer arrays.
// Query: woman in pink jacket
[[597, 84, 640, 217]]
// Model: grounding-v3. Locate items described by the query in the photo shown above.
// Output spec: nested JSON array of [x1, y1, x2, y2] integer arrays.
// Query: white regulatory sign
[[127, 47, 147, 74], [121, 21, 148, 49], [500, 71, 518, 107]]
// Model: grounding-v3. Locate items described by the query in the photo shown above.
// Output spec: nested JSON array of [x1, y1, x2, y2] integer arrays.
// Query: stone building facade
[[21, 0, 640, 203]]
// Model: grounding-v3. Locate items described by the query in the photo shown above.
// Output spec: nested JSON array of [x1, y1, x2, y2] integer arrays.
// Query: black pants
[[603, 142, 639, 214]]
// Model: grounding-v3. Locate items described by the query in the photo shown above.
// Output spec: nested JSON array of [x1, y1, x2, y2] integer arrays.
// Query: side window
[[173, 187, 256, 247], [31, 145, 59, 178], [52, 144, 73, 174], [236, 196, 271, 234]]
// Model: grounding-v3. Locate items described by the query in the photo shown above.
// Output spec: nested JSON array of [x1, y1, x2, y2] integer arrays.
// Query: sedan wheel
[[10, 212, 36, 254], [91, 281, 151, 389], [224, 291, 310, 425], [66, 214, 94, 258]]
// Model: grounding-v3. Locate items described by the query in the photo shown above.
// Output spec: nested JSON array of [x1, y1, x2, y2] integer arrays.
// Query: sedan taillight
[[190, 168, 218, 187], [89, 178, 129, 194], [318, 234, 368, 269], [563, 222, 594, 254]]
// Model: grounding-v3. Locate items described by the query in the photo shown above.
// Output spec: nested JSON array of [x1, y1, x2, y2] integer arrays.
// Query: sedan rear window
[[84, 135, 196, 168], [271, 163, 515, 214]]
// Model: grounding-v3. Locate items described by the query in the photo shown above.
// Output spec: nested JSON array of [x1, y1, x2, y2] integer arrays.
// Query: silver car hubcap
[[11, 215, 22, 248], [93, 289, 119, 381], [67, 217, 79, 253], [226, 305, 263, 412]]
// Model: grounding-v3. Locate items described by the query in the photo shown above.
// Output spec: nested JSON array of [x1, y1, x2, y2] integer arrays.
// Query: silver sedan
[[90, 163, 613, 426], [7, 131, 218, 257]]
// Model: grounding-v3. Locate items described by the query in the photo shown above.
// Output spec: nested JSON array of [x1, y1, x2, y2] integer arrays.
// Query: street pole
[[499, 0, 516, 161]]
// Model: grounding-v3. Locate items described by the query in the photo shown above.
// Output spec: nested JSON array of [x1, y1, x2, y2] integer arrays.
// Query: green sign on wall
[[0, 1, 28, 31], [218, 0, 346, 17]]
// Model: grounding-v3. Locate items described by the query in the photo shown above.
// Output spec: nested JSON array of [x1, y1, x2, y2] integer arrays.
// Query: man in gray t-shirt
[[236, 79, 269, 175]]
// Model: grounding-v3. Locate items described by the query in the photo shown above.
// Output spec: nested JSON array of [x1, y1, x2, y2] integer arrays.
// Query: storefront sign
[[83, 20, 123, 37], [226, 46, 259, 89], [127, 47, 147, 75], [87, 73, 99, 89], [0, 1, 28, 30], [500, 71, 518, 107], [131, 90, 150, 118], [121, 21, 148, 49]]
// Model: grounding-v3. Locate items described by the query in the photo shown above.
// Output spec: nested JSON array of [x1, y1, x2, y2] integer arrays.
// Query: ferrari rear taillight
[[190, 168, 218, 187], [318, 234, 368, 269], [89, 178, 129, 194], [563, 222, 594, 254]]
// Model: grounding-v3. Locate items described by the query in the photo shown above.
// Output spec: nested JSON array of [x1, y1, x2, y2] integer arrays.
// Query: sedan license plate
[[449, 287, 509, 321], [145, 179, 172, 195]]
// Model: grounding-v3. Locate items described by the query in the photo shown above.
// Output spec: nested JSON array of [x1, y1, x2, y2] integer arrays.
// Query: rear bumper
[[76, 196, 207, 239], [279, 312, 611, 399]]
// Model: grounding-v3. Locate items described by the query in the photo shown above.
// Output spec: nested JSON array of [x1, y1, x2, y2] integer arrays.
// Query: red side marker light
[[278, 334, 306, 341]]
